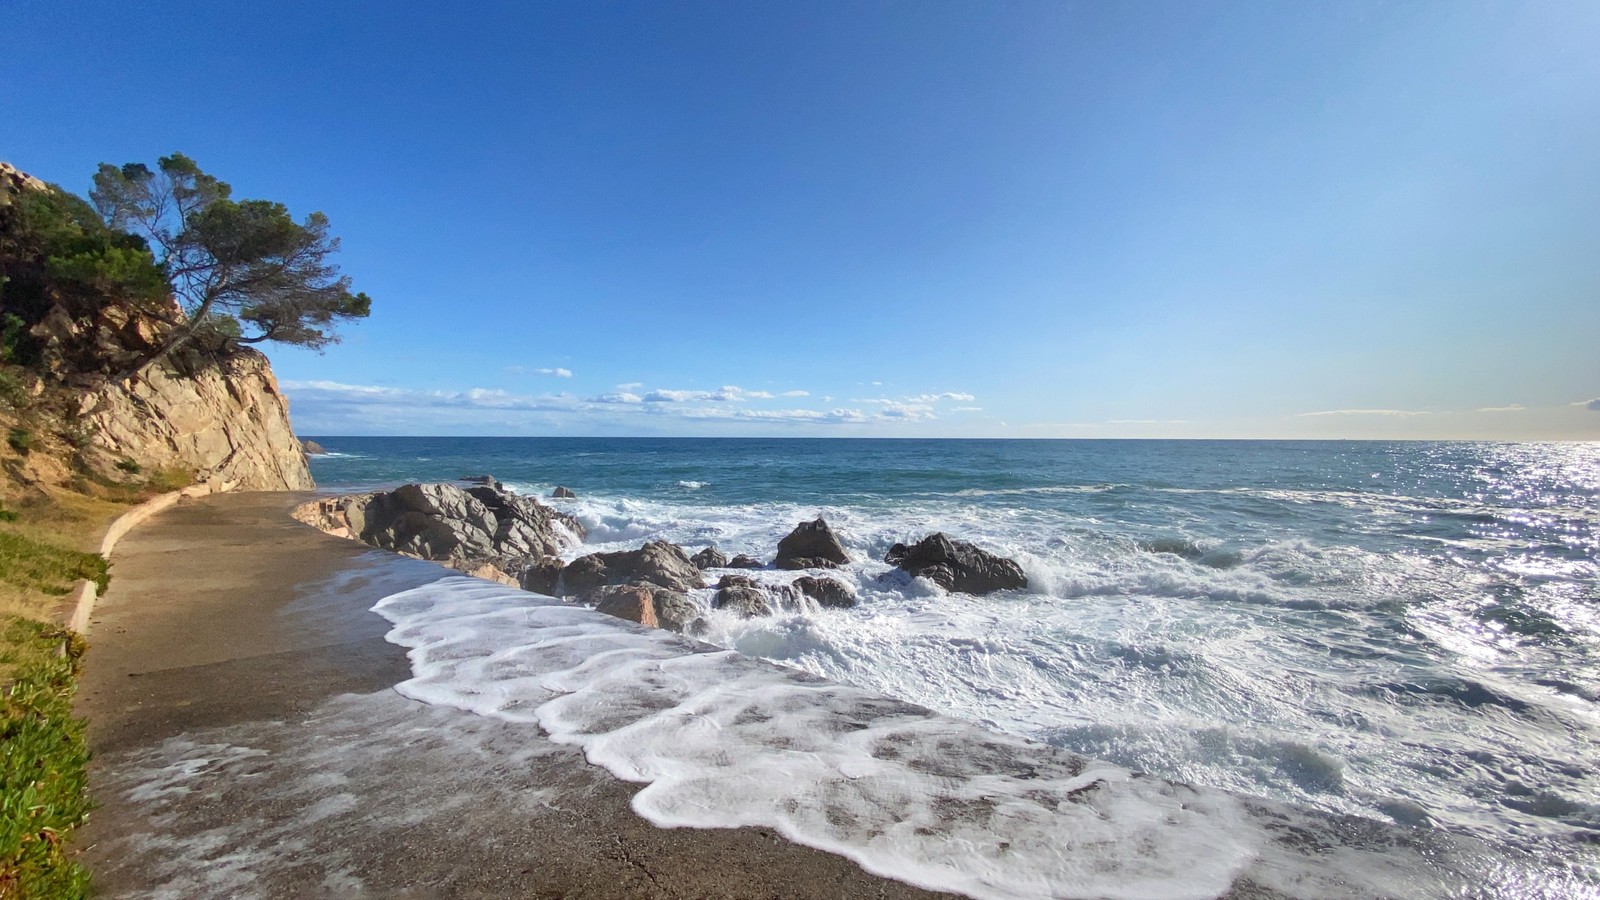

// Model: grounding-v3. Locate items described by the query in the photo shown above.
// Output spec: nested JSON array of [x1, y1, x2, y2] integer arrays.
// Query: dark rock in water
[[552, 486, 577, 499], [301, 439, 327, 455], [519, 558, 564, 595], [885, 533, 1027, 595], [727, 554, 765, 569], [458, 474, 498, 485], [714, 575, 774, 618], [795, 575, 856, 609], [691, 546, 728, 570], [465, 484, 587, 553], [776, 518, 850, 570], [560, 540, 704, 598], [592, 583, 699, 633]]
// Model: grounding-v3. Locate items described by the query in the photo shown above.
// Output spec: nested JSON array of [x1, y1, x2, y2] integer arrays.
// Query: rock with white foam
[[560, 541, 704, 599], [775, 517, 850, 570], [592, 583, 699, 633], [690, 546, 728, 570], [794, 575, 856, 609], [885, 533, 1027, 595]]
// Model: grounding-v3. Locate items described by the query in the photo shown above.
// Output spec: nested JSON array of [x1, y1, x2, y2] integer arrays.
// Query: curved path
[[75, 491, 952, 899]]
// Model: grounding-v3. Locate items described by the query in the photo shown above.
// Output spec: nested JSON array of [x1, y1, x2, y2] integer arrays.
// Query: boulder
[[552, 486, 577, 499], [303, 482, 584, 567], [776, 518, 850, 570], [592, 584, 699, 633], [794, 575, 857, 609], [459, 474, 498, 485], [302, 439, 328, 455], [713, 575, 774, 618], [519, 558, 564, 595], [559, 540, 704, 598], [727, 554, 765, 569], [690, 546, 728, 570], [885, 533, 1027, 595]]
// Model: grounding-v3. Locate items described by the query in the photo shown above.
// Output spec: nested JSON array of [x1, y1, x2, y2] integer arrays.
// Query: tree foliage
[[89, 154, 370, 356], [0, 181, 168, 366]]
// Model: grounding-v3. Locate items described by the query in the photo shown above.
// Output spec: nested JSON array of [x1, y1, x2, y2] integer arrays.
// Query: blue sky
[[5, 0, 1598, 438]]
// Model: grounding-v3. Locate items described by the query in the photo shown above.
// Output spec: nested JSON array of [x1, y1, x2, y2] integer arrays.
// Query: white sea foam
[[520, 489, 1600, 852], [369, 575, 1576, 898], [676, 480, 709, 489]]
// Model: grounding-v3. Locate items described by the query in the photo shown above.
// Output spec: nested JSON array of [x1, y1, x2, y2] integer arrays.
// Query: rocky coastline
[[295, 480, 1029, 634]]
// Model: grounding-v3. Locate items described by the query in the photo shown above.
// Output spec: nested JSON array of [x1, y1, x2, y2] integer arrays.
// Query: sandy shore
[[75, 491, 956, 898]]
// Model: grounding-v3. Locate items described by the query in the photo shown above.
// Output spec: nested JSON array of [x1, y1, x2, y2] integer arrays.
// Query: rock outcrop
[[690, 546, 728, 569], [775, 518, 850, 570], [795, 575, 857, 609], [552, 486, 577, 499], [885, 533, 1027, 595], [302, 440, 328, 455], [84, 349, 314, 491], [727, 554, 765, 569], [592, 584, 698, 632], [294, 482, 584, 576], [558, 541, 703, 598]]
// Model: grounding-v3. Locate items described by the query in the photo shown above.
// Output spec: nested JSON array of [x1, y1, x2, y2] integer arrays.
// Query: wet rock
[[519, 558, 564, 595], [301, 439, 327, 455], [552, 486, 577, 499], [885, 533, 1027, 595], [592, 583, 699, 633], [714, 575, 774, 618], [691, 546, 728, 570], [794, 575, 856, 609], [775, 517, 850, 570], [458, 474, 498, 485], [727, 554, 765, 569], [560, 540, 704, 598], [306, 482, 584, 566]]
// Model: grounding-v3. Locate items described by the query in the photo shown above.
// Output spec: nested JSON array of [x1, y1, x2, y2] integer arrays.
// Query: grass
[[0, 615, 92, 899]]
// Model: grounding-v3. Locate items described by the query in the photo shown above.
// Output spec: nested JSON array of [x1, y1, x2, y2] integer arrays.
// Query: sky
[[4, 0, 1598, 439]]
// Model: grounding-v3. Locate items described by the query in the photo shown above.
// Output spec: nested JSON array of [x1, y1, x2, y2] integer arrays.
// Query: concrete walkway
[[75, 491, 952, 899]]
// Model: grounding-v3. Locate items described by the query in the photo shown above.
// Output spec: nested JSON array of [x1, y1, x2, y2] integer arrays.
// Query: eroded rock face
[[302, 440, 328, 455], [885, 533, 1027, 595], [552, 486, 577, 499], [795, 575, 857, 609], [727, 554, 765, 570], [559, 541, 703, 598], [85, 350, 313, 491], [775, 518, 850, 570]]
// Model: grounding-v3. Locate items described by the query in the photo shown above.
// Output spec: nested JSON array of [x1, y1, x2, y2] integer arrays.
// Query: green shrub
[[7, 428, 33, 455], [114, 459, 141, 475], [0, 531, 110, 596], [0, 615, 93, 898]]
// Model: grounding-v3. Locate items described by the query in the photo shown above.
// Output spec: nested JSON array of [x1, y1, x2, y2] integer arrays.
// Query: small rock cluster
[[298, 487, 1029, 636]]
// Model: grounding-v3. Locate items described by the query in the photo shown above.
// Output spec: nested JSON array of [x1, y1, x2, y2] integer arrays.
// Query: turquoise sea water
[[307, 437, 1600, 869]]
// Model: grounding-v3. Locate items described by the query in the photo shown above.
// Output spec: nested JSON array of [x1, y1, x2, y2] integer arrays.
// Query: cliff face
[[2, 160, 313, 492], [83, 351, 313, 491]]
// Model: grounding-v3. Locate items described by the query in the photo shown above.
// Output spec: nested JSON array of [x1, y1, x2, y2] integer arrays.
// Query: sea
[[306, 437, 1600, 896]]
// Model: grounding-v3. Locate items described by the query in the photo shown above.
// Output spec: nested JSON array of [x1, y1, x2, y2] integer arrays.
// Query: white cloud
[[1295, 408, 1428, 418], [590, 392, 643, 404], [534, 367, 573, 378], [779, 390, 810, 398], [949, 406, 983, 413], [1475, 405, 1526, 413], [1579, 398, 1600, 412], [616, 382, 644, 390]]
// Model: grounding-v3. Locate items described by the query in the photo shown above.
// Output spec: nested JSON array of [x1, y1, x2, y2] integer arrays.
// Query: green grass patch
[[0, 615, 92, 898], [0, 531, 109, 598]]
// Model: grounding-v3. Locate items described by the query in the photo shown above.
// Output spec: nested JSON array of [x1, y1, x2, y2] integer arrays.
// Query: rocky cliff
[[82, 351, 313, 490], [2, 160, 313, 492]]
